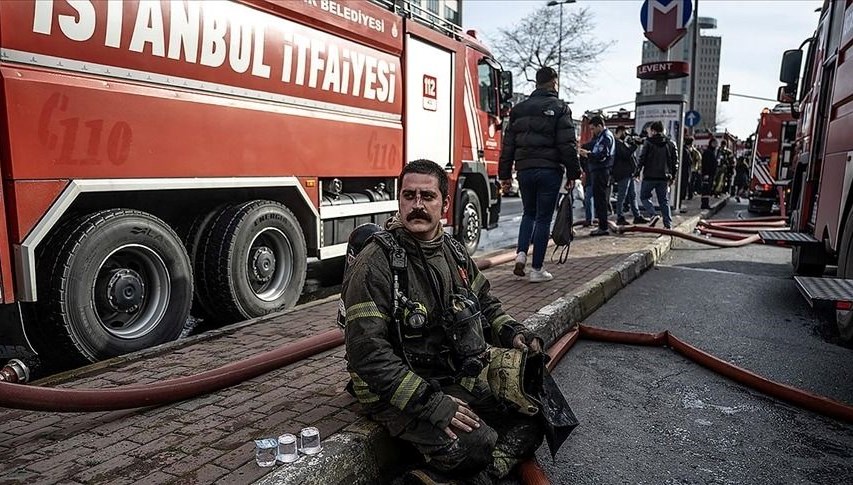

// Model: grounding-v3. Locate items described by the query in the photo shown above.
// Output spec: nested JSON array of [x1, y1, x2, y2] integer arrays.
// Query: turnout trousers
[[366, 381, 545, 481]]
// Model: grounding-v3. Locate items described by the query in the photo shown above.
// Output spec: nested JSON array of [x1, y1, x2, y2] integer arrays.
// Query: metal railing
[[369, 0, 463, 39]]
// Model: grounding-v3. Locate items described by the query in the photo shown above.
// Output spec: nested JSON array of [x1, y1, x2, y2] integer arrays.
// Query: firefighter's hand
[[513, 333, 543, 353], [500, 179, 512, 194], [578, 148, 590, 157], [443, 396, 481, 440]]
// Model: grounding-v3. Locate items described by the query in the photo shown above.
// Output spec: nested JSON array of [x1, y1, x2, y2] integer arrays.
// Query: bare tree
[[489, 6, 613, 98]]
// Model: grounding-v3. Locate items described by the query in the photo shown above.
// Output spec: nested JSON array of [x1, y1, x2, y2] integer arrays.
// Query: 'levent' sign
[[636, 61, 689, 80]]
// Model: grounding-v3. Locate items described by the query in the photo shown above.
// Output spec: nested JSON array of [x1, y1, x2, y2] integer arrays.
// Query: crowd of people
[[498, 66, 751, 281]]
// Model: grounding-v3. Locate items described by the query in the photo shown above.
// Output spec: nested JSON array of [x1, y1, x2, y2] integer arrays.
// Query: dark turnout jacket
[[638, 133, 678, 181], [702, 146, 718, 178], [342, 221, 528, 430], [499, 88, 581, 180]]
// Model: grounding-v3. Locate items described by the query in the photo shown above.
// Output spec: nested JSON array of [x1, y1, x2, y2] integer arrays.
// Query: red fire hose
[[613, 224, 761, 247], [696, 224, 787, 236], [710, 215, 787, 223], [699, 219, 788, 228], [695, 226, 760, 241], [0, 330, 344, 412], [517, 319, 853, 483], [545, 325, 853, 423]]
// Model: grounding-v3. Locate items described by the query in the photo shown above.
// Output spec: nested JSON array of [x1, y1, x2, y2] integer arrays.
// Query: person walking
[[637, 121, 678, 229], [343, 159, 548, 484], [680, 137, 694, 202], [612, 126, 648, 225], [684, 136, 702, 199], [578, 115, 615, 236], [499, 66, 581, 282], [733, 155, 750, 202], [701, 138, 718, 209], [718, 140, 735, 196]]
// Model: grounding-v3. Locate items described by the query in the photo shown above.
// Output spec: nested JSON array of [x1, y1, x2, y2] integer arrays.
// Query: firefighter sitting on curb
[[341, 160, 547, 484]]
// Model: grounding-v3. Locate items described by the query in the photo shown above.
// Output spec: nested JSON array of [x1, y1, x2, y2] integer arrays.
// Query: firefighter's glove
[[442, 396, 481, 441], [512, 332, 543, 354], [427, 393, 459, 430]]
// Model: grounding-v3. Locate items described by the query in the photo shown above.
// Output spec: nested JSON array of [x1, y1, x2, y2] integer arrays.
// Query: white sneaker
[[514, 252, 527, 276], [529, 268, 553, 283]]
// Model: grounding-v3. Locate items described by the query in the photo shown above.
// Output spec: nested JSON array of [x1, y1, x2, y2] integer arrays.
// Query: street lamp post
[[546, 0, 577, 92]]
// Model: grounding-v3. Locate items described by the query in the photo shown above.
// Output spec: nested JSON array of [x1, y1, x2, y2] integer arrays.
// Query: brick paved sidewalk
[[0, 207, 703, 484]]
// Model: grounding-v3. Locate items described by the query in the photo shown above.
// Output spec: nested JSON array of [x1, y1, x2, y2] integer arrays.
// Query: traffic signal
[[721, 84, 730, 102]]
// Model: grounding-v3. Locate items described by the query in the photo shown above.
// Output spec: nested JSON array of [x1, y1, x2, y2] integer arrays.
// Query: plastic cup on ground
[[277, 433, 299, 463], [299, 427, 322, 455], [254, 438, 278, 467]]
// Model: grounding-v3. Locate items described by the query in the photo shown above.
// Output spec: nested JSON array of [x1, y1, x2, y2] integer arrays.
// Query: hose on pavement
[[544, 325, 853, 424]]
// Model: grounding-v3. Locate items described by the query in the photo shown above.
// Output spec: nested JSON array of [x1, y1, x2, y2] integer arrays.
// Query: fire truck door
[[476, 58, 502, 174], [405, 36, 453, 169]]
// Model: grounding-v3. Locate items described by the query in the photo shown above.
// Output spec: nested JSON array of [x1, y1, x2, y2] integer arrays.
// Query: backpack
[[550, 193, 574, 264]]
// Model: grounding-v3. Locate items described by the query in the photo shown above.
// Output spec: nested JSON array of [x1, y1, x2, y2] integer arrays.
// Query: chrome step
[[794, 276, 853, 308], [759, 231, 819, 247]]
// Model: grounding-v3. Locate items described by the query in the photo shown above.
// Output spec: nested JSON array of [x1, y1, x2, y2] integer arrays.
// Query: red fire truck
[[0, 0, 512, 365], [747, 105, 796, 214], [761, 0, 853, 341]]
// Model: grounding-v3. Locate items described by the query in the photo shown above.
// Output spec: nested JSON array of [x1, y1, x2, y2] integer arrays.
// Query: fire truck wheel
[[791, 246, 825, 276], [456, 189, 481, 254], [196, 200, 307, 321], [834, 214, 853, 342], [176, 205, 226, 322], [34, 209, 193, 366]]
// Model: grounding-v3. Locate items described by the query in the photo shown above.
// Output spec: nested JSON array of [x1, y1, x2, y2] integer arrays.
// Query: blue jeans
[[640, 180, 672, 228], [615, 177, 641, 220], [583, 174, 594, 223], [517, 168, 562, 270]]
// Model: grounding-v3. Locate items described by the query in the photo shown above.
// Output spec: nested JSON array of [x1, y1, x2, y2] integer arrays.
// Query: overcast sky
[[463, 0, 822, 139]]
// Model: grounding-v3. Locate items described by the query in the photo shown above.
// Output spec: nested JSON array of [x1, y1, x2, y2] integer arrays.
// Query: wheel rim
[[246, 227, 294, 302], [463, 201, 480, 248], [92, 244, 171, 339]]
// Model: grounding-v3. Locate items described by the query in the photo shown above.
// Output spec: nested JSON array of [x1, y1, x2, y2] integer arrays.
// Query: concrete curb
[[257, 198, 728, 484]]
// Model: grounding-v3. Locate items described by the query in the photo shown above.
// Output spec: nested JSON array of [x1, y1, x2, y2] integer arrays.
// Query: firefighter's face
[[399, 173, 448, 241]]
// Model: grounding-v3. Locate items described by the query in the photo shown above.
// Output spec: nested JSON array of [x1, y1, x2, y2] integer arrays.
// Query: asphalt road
[[539, 198, 853, 484]]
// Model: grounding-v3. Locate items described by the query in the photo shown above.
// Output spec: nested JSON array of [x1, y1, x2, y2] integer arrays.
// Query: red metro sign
[[636, 61, 690, 80], [640, 0, 694, 51]]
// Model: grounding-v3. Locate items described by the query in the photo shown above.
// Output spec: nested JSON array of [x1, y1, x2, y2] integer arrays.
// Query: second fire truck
[[747, 105, 796, 214]]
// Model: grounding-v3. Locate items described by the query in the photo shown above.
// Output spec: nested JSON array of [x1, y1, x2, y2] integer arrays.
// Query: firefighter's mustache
[[407, 210, 431, 222]]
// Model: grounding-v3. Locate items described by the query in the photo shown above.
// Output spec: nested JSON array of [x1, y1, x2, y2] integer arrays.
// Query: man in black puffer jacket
[[499, 67, 580, 283], [637, 121, 679, 229]]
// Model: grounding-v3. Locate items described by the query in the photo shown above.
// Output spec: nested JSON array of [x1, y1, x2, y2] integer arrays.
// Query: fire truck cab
[[0, 0, 512, 366]]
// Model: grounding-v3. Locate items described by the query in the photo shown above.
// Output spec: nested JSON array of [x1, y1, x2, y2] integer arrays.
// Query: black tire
[[834, 214, 853, 342], [195, 200, 307, 322], [456, 189, 482, 255], [791, 246, 826, 276], [34, 209, 192, 366], [175, 206, 225, 321]]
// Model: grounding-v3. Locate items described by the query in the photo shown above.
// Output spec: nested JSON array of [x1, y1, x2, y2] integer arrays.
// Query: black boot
[[402, 468, 459, 485]]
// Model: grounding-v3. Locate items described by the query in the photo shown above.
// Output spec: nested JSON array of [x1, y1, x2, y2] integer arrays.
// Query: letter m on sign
[[640, 0, 693, 51]]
